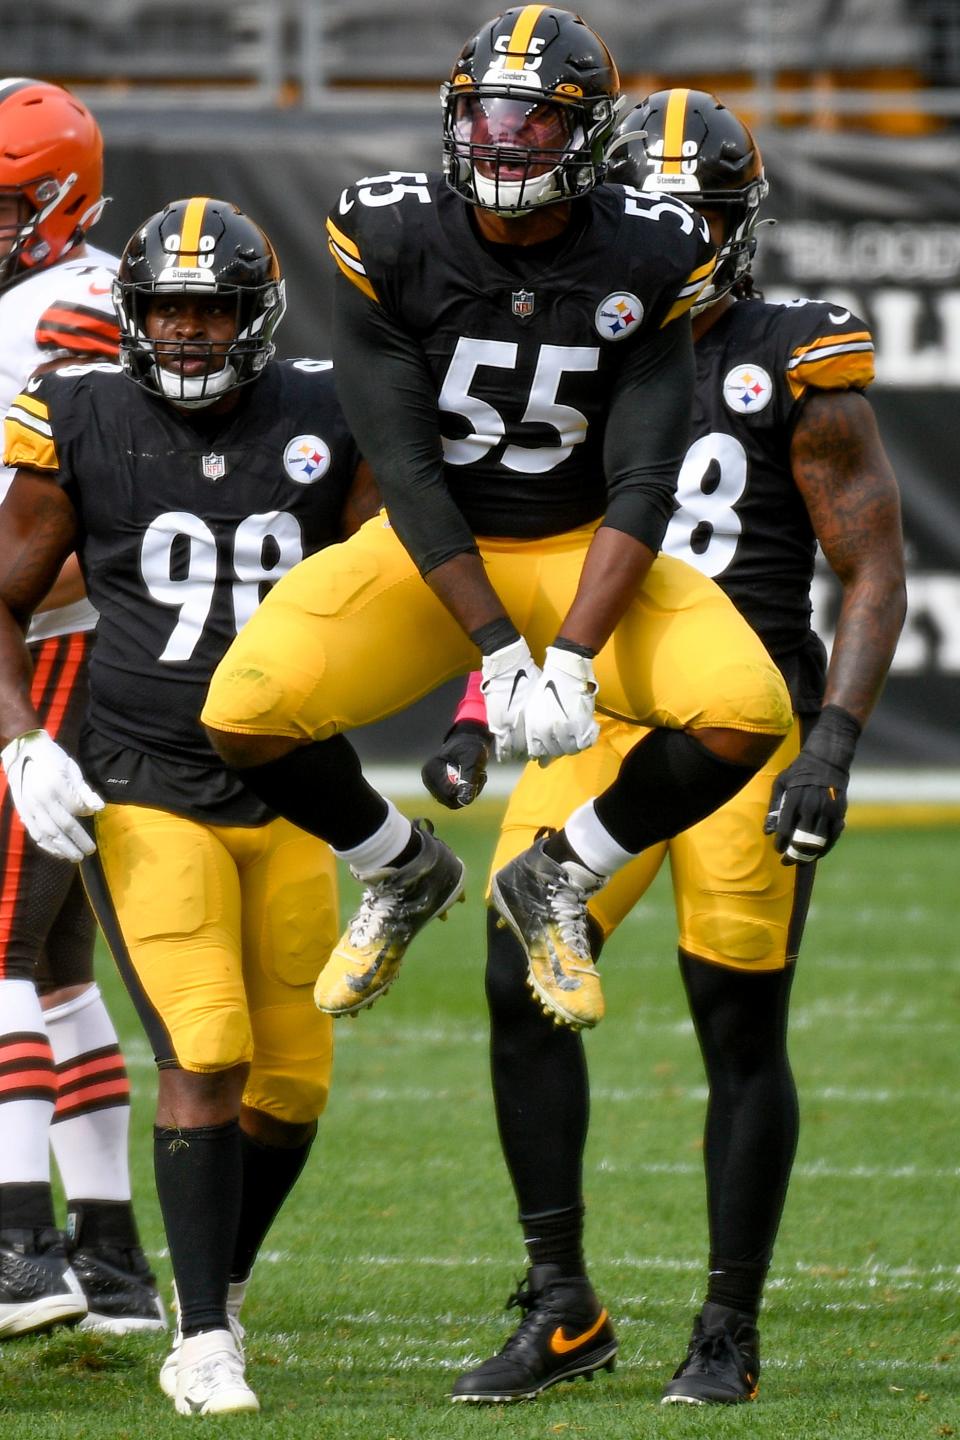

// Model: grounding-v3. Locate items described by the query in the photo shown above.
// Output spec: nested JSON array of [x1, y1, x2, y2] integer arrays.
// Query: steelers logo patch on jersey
[[594, 292, 644, 342], [283, 434, 331, 484], [722, 364, 773, 415]]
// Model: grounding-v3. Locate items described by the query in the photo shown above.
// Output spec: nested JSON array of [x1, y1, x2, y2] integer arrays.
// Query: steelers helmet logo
[[283, 434, 331, 484], [723, 364, 773, 414], [595, 292, 644, 341]]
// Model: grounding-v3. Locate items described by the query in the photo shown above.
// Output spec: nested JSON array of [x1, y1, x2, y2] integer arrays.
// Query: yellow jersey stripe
[[3, 414, 59, 472], [785, 346, 875, 399], [660, 256, 717, 327], [328, 241, 379, 303], [662, 88, 690, 173], [325, 217, 361, 262], [786, 331, 874, 369], [504, 5, 546, 69], [180, 196, 210, 263], [11, 392, 49, 422], [6, 399, 53, 438]]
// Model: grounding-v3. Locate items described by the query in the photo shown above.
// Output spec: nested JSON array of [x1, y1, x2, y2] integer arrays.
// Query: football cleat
[[160, 1277, 247, 1399], [314, 818, 465, 1016], [661, 1303, 760, 1404], [490, 840, 604, 1029], [0, 1227, 87, 1339], [71, 1242, 166, 1334], [451, 1264, 617, 1403], [174, 1327, 259, 1416]]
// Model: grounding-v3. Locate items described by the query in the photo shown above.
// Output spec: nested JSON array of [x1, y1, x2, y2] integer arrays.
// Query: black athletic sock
[[0, 1180, 55, 1232], [521, 1206, 586, 1277], [594, 729, 756, 855], [681, 949, 799, 1320], [230, 1127, 315, 1284], [154, 1120, 243, 1336], [486, 910, 588, 1220], [64, 1198, 141, 1252], [237, 736, 388, 851]]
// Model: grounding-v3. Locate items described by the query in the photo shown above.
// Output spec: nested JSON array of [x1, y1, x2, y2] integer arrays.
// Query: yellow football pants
[[202, 514, 791, 744], [83, 804, 337, 1124]]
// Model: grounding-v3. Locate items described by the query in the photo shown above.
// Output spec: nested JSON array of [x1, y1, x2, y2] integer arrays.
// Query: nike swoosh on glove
[[524, 646, 600, 764], [1, 728, 104, 862], [480, 638, 542, 762]]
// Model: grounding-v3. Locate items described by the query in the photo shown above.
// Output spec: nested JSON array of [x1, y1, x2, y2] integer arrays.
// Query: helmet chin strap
[[157, 361, 238, 408]]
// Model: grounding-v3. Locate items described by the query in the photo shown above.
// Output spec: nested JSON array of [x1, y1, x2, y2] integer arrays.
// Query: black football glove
[[421, 720, 492, 810], [764, 705, 861, 866]]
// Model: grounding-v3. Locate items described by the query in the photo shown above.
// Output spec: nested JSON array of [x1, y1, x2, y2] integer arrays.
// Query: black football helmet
[[113, 197, 286, 407], [607, 88, 768, 311], [441, 7, 623, 216]]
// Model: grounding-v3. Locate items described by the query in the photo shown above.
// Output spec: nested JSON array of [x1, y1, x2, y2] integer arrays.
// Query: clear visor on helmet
[[451, 93, 580, 177]]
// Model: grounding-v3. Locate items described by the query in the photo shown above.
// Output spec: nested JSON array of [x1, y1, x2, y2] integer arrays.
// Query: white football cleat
[[160, 1278, 248, 1399], [174, 1327, 259, 1416]]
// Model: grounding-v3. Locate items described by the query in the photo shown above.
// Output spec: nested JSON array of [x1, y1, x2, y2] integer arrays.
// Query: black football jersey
[[660, 296, 876, 711], [5, 359, 358, 821], [326, 173, 714, 538]]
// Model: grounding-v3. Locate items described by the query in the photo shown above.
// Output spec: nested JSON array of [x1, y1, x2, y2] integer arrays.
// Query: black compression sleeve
[[601, 314, 696, 551], [331, 274, 478, 574]]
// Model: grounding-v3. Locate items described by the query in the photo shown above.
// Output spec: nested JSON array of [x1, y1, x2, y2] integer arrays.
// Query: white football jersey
[[0, 242, 118, 640]]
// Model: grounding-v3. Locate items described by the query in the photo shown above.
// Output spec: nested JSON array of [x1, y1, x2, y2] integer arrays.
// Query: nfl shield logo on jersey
[[201, 452, 226, 481], [512, 289, 535, 319]]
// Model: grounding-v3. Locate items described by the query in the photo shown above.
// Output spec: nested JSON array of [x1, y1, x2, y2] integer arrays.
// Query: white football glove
[[524, 645, 600, 764], [1, 729, 104, 863], [480, 637, 542, 762]]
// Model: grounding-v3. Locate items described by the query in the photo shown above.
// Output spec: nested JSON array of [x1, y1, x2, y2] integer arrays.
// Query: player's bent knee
[[684, 914, 787, 971], [245, 1002, 333, 1124], [173, 1005, 253, 1074]]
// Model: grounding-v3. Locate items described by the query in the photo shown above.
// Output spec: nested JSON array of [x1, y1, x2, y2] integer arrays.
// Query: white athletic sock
[[563, 800, 636, 878], [0, 978, 54, 1184], [333, 801, 412, 877], [45, 984, 132, 1202]]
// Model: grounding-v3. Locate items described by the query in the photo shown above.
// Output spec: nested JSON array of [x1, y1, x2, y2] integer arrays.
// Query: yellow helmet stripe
[[179, 196, 211, 263], [661, 88, 691, 174], [504, 5, 547, 70]]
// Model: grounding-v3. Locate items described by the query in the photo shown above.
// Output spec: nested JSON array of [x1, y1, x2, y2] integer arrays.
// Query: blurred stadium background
[[4, 0, 960, 799]]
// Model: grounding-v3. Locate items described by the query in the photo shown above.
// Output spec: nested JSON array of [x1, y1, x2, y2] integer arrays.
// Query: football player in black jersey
[[425, 90, 906, 1405], [201, 8, 791, 1035], [0, 198, 380, 1414]]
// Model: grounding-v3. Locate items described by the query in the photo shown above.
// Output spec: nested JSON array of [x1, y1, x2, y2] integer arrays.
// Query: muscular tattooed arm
[[790, 388, 906, 724], [765, 388, 906, 865]]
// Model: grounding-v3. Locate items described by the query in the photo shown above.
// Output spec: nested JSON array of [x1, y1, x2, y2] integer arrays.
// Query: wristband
[[552, 634, 597, 660], [470, 617, 522, 655]]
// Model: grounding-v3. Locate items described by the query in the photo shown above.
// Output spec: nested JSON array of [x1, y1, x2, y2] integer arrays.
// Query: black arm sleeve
[[600, 314, 696, 552], [330, 273, 479, 574]]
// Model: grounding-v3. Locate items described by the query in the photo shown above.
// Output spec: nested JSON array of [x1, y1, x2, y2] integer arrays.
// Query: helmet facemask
[[113, 198, 286, 409], [114, 277, 286, 409], [443, 83, 619, 215]]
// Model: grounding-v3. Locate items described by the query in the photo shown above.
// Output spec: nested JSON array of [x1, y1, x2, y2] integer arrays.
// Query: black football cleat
[[451, 1264, 617, 1403], [0, 1227, 87, 1339], [70, 1242, 166, 1334], [660, 1302, 760, 1404]]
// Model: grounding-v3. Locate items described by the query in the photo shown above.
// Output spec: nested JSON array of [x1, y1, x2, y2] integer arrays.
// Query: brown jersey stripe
[[52, 1077, 131, 1118], [35, 327, 119, 357]]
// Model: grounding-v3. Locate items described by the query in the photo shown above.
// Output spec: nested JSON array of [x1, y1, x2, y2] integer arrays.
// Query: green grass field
[[1, 806, 957, 1439]]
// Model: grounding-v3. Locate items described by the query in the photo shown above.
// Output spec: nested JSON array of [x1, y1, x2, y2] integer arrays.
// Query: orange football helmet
[[0, 77, 105, 290]]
